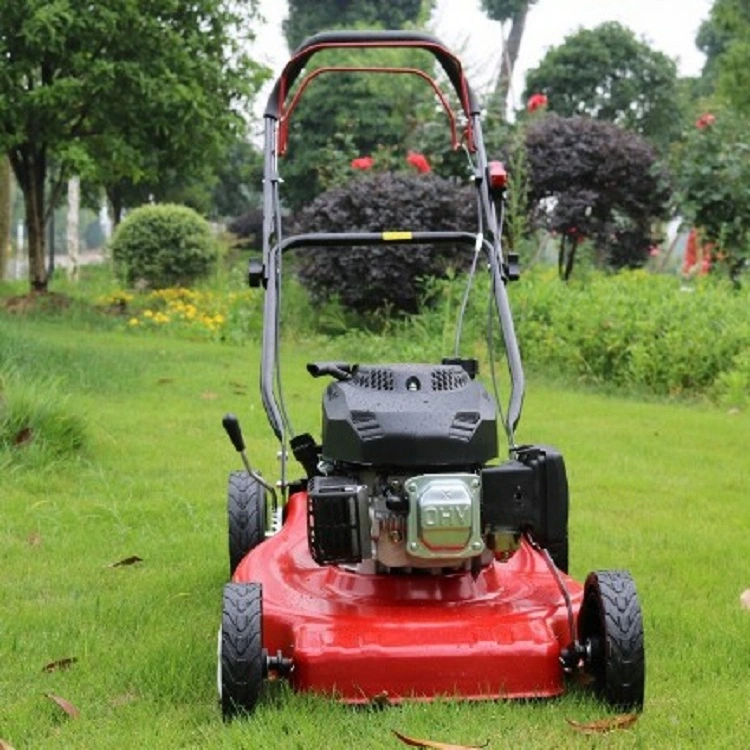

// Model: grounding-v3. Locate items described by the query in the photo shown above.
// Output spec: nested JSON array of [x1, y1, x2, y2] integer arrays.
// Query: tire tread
[[221, 582, 263, 719]]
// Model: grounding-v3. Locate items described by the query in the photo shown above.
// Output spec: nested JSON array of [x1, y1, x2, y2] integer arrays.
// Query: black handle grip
[[222, 413, 245, 453], [306, 362, 358, 381]]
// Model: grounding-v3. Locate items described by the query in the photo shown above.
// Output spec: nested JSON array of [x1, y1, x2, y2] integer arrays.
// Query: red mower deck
[[233, 492, 583, 703]]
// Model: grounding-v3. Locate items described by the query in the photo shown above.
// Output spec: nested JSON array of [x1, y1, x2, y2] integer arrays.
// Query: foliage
[[110, 204, 218, 289], [0, 0, 268, 290], [696, 10, 734, 92], [279, 45, 447, 209], [293, 172, 476, 313], [277, 1, 446, 210], [227, 208, 265, 249], [283, 0, 432, 51], [713, 347, 750, 408], [524, 115, 671, 278], [106, 285, 263, 343], [212, 140, 264, 220], [706, 0, 750, 114], [480, 0, 537, 22], [675, 108, 750, 282], [524, 22, 681, 150], [507, 269, 750, 397], [340, 268, 750, 401]]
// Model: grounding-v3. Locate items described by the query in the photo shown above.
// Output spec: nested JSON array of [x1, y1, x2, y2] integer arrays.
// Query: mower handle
[[264, 29, 479, 119]]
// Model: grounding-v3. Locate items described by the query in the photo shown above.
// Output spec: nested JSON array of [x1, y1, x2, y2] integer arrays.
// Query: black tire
[[220, 582, 264, 720], [228, 471, 266, 576], [546, 538, 569, 574], [578, 570, 645, 711]]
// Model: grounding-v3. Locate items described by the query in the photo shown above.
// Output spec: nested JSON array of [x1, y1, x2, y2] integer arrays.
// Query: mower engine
[[305, 363, 567, 573]]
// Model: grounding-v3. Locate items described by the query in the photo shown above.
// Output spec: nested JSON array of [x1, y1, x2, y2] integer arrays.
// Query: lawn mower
[[217, 30, 645, 719]]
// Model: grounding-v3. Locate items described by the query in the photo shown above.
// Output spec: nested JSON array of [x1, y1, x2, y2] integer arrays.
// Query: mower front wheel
[[228, 471, 266, 576], [219, 582, 264, 720], [578, 569, 645, 711]]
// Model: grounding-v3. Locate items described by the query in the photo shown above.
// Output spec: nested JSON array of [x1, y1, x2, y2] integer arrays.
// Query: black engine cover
[[320, 364, 498, 467]]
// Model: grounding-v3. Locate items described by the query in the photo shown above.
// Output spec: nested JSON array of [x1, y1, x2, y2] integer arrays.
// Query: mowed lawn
[[1, 317, 749, 748]]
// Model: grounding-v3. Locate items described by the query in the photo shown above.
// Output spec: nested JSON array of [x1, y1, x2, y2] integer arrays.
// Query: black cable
[[486, 199, 514, 448], [453, 188, 484, 356]]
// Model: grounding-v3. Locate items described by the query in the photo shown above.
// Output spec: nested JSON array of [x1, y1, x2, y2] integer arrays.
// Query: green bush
[[314, 268, 750, 403], [508, 270, 750, 397], [111, 204, 218, 289], [293, 172, 477, 314]]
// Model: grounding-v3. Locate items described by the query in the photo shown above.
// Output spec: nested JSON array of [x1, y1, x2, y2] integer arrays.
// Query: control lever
[[222, 413, 278, 525], [306, 362, 357, 381]]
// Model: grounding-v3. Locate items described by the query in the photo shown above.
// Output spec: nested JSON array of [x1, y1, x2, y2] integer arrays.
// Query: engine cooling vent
[[350, 410, 384, 440], [449, 411, 480, 441], [351, 368, 395, 391], [431, 369, 469, 392]]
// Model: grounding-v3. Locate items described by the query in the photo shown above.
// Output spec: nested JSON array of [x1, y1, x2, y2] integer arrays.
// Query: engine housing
[[320, 364, 498, 468]]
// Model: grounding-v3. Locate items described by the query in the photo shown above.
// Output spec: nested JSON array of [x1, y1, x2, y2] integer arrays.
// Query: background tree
[[277, 0, 448, 210], [695, 12, 734, 94], [211, 140, 264, 221], [524, 22, 681, 150], [706, 0, 750, 114], [676, 109, 750, 284], [279, 44, 446, 210], [0, 1, 267, 292], [525, 115, 671, 279], [480, 0, 539, 118], [283, 0, 433, 51]]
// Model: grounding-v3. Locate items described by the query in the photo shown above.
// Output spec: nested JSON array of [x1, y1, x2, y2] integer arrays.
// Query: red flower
[[527, 93, 548, 113], [351, 156, 374, 170], [695, 113, 716, 130], [406, 151, 431, 174]]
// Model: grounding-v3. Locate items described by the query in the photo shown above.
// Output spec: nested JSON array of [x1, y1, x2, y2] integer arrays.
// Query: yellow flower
[[128, 318, 140, 326], [144, 309, 154, 318]]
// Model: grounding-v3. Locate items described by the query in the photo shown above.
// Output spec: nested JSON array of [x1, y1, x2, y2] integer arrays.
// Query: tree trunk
[[0, 157, 11, 281], [100, 195, 113, 242], [558, 236, 578, 281], [108, 186, 124, 227], [558, 235, 565, 278], [495, 4, 530, 119], [564, 239, 578, 281], [24, 151, 48, 291], [67, 176, 80, 281]]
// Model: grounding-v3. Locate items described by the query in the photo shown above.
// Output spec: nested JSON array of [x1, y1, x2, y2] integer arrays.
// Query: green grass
[[1, 315, 749, 748]]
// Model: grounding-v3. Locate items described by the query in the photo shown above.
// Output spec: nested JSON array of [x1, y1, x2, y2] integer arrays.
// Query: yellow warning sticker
[[382, 231, 413, 241]]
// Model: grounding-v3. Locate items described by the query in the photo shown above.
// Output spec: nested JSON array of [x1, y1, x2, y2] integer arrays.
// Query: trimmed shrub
[[293, 172, 477, 314], [111, 204, 218, 289], [525, 115, 671, 278]]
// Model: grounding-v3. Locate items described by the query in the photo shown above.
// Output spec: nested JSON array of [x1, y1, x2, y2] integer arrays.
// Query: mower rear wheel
[[578, 570, 645, 711], [228, 471, 266, 576], [219, 582, 264, 720]]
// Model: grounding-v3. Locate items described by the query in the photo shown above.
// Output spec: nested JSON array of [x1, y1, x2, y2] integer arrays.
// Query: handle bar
[[264, 30, 479, 119]]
